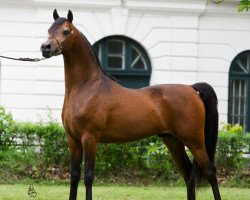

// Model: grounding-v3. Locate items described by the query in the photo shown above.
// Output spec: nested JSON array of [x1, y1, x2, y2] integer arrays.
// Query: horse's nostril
[[41, 43, 51, 51], [46, 44, 51, 50]]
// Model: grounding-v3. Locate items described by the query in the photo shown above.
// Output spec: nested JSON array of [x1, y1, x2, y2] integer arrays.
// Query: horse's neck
[[63, 31, 103, 92]]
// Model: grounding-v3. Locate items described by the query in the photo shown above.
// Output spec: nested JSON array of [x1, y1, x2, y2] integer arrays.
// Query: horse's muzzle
[[40, 42, 52, 58]]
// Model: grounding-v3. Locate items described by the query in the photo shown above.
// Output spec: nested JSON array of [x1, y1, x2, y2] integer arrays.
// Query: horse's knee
[[71, 168, 81, 185], [84, 170, 94, 187]]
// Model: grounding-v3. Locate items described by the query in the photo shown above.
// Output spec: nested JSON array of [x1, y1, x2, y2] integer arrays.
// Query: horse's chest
[[62, 99, 106, 136]]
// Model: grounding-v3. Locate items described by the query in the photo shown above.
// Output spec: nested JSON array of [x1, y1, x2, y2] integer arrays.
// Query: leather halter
[[48, 30, 73, 56]]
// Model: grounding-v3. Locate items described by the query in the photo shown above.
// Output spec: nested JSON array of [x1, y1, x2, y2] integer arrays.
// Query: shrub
[[15, 121, 69, 167], [144, 138, 176, 174], [216, 123, 250, 172], [0, 106, 249, 183], [0, 107, 69, 180], [0, 106, 16, 150], [220, 122, 244, 134], [0, 148, 37, 181], [217, 132, 244, 170]]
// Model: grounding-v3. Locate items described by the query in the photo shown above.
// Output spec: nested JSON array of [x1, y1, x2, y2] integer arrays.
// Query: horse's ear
[[53, 9, 60, 20], [67, 10, 73, 23]]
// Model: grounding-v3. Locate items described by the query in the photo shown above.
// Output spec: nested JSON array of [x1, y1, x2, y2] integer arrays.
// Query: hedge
[[0, 106, 249, 182]]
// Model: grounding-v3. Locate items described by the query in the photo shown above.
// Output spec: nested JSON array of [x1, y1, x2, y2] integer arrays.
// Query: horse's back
[[100, 83, 205, 143]]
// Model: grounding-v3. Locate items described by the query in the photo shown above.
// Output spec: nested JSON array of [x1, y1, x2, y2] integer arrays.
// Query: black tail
[[191, 82, 219, 187]]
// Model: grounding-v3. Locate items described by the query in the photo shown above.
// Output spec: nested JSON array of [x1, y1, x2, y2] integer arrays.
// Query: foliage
[[0, 106, 69, 180], [220, 122, 243, 134], [96, 138, 178, 181], [0, 106, 16, 150], [216, 131, 249, 170], [238, 0, 250, 12], [209, 0, 250, 12], [216, 123, 249, 171], [144, 139, 176, 176], [0, 148, 38, 182], [209, 0, 225, 4], [17, 121, 69, 166], [0, 106, 249, 184], [96, 143, 138, 174]]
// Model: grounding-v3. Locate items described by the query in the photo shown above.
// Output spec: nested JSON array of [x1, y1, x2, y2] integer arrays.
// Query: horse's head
[[40, 9, 74, 58]]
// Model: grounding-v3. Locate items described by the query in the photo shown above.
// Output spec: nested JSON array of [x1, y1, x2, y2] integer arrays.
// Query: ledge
[[0, 0, 207, 14]]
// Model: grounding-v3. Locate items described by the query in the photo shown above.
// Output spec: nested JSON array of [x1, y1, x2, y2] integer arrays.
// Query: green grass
[[0, 184, 249, 200]]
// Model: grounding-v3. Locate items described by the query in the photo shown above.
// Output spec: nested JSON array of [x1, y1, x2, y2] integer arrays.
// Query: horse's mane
[[79, 32, 117, 82]]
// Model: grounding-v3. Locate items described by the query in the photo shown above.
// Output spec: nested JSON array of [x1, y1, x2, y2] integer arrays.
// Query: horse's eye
[[63, 29, 70, 36]]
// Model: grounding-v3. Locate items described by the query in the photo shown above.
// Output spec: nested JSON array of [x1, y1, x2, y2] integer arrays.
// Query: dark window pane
[[231, 79, 248, 128], [131, 47, 139, 61], [234, 80, 239, 97], [241, 81, 245, 97], [241, 55, 247, 67], [108, 40, 123, 54], [108, 56, 123, 69], [130, 46, 146, 70], [133, 58, 145, 69], [234, 98, 239, 115], [231, 64, 242, 72], [241, 98, 245, 116], [232, 55, 250, 73]]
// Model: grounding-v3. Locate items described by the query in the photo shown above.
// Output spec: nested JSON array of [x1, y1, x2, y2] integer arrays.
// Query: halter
[[48, 30, 73, 56], [48, 36, 63, 56]]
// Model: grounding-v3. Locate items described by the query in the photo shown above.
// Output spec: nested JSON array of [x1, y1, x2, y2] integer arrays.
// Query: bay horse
[[40, 9, 221, 200]]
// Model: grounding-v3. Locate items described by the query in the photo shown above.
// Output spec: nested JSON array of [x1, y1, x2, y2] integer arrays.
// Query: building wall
[[198, 3, 250, 122], [0, 0, 249, 123]]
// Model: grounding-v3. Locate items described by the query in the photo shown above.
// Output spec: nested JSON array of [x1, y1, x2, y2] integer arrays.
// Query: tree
[[209, 0, 250, 12], [238, 0, 250, 12]]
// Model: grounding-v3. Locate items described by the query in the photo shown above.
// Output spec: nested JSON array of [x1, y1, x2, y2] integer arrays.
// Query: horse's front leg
[[82, 134, 97, 200], [68, 136, 83, 200]]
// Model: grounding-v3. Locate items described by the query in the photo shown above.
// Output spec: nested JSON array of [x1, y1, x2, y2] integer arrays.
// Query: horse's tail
[[191, 82, 219, 187]]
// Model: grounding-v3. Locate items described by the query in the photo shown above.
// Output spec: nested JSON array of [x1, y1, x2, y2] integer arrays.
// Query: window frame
[[228, 51, 250, 132], [94, 36, 151, 76]]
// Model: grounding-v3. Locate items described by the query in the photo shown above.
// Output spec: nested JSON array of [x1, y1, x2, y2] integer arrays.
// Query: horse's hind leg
[[68, 136, 83, 200], [161, 134, 195, 200], [189, 146, 221, 200]]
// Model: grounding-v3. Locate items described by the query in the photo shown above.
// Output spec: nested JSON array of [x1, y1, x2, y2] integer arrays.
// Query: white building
[[0, 0, 249, 131]]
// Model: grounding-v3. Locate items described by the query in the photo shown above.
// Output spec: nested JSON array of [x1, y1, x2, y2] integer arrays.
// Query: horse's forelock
[[49, 17, 68, 32]]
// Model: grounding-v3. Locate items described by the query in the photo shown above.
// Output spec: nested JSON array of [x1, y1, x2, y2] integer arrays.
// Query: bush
[[96, 138, 177, 176], [0, 148, 37, 181], [15, 121, 69, 167], [216, 123, 250, 172], [0, 106, 249, 183], [217, 132, 245, 170], [0, 106, 16, 150], [0, 106, 69, 180]]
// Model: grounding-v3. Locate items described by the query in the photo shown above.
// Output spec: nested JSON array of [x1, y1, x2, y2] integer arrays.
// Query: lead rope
[[0, 31, 73, 62], [0, 55, 46, 62]]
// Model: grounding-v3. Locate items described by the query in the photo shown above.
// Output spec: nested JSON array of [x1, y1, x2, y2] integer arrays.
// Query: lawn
[[0, 184, 249, 200]]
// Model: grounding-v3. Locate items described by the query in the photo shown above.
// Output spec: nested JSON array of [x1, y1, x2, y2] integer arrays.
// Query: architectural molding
[[0, 0, 207, 14]]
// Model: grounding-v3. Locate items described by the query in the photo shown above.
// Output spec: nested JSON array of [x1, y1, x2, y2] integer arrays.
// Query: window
[[107, 39, 125, 70], [93, 36, 151, 88], [229, 51, 250, 132]]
